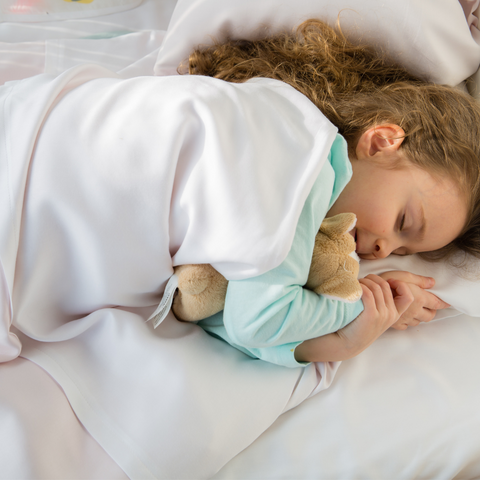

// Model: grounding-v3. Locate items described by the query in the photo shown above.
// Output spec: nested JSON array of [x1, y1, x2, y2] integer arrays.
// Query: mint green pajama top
[[198, 134, 364, 368]]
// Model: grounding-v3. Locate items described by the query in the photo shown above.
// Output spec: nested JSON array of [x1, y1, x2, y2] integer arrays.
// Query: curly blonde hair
[[187, 19, 480, 267]]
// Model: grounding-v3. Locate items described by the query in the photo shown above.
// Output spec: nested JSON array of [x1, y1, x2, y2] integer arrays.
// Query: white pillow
[[154, 0, 480, 85]]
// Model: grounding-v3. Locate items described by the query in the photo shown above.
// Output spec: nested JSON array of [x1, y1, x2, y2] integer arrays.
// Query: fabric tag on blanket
[[148, 274, 179, 328]]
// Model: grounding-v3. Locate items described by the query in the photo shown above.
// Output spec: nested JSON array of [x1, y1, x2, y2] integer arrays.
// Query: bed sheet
[[0, 0, 177, 84], [3, 311, 480, 480], [211, 312, 480, 480], [0, 357, 129, 480], [1, 1, 480, 479]]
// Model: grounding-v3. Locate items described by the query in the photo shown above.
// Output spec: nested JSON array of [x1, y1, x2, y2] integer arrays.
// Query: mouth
[[352, 230, 375, 260]]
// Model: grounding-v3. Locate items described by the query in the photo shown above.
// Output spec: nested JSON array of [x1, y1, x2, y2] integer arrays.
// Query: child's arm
[[378, 271, 450, 330], [295, 275, 414, 362]]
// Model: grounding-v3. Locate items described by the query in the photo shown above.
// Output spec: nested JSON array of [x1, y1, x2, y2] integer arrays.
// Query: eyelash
[[400, 214, 406, 231]]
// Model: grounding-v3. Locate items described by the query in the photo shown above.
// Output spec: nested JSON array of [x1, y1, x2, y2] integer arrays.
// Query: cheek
[[330, 190, 369, 218], [355, 206, 390, 233]]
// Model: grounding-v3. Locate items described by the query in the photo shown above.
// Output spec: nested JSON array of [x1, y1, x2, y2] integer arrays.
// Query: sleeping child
[[0, 20, 478, 369], [178, 19, 480, 367]]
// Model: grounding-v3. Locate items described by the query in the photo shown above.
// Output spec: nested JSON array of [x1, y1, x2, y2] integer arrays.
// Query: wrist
[[295, 332, 357, 363]]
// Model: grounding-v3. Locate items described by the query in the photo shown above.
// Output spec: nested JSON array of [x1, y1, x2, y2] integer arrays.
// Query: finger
[[359, 283, 376, 310], [360, 278, 388, 310], [405, 273, 435, 289], [391, 322, 408, 331], [398, 305, 437, 323], [423, 291, 450, 310], [418, 308, 437, 323], [374, 277, 397, 314], [392, 317, 421, 330], [391, 283, 450, 313], [363, 274, 394, 299], [389, 280, 414, 316], [381, 271, 435, 289]]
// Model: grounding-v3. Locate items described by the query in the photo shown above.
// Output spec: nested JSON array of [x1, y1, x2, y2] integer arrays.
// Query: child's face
[[327, 126, 467, 260]]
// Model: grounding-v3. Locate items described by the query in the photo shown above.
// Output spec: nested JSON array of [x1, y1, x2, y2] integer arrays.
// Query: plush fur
[[305, 212, 362, 302], [172, 264, 228, 322], [172, 213, 362, 322]]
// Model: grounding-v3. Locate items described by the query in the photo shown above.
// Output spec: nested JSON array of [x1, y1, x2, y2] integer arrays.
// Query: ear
[[356, 124, 405, 158]]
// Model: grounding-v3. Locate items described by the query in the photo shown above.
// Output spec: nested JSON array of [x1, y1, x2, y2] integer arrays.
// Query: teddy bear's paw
[[314, 273, 363, 303], [175, 264, 219, 296], [172, 264, 228, 322]]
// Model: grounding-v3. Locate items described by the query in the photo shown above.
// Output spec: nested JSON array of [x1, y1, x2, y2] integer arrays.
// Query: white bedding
[[1, 55, 340, 480], [1, 1, 480, 479]]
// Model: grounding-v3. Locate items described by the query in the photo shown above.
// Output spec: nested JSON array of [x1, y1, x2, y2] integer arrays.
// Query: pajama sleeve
[[199, 135, 364, 368]]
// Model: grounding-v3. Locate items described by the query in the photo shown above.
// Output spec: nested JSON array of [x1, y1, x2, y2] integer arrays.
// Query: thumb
[[431, 294, 451, 310], [389, 280, 414, 316]]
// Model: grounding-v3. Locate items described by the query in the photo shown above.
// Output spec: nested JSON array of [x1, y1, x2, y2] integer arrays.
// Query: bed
[[1, 1, 480, 479]]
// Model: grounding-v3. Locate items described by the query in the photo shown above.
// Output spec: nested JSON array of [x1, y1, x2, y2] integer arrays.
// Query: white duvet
[[0, 64, 344, 478]]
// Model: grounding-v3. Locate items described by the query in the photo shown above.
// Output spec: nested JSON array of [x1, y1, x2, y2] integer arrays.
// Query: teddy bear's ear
[[320, 213, 356, 238]]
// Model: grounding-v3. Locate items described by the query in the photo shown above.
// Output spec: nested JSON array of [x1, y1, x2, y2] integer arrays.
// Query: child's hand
[[378, 271, 450, 330], [294, 274, 413, 363], [336, 274, 414, 357]]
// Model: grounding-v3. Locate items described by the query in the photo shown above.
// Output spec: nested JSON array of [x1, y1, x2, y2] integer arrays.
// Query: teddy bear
[[169, 212, 363, 322]]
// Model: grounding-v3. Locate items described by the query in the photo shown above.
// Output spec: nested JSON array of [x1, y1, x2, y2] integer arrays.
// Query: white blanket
[[0, 64, 341, 478], [1, 2, 480, 479], [1, 64, 338, 348]]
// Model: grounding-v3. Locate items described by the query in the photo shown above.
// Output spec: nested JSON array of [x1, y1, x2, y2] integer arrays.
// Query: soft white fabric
[[0, 0, 142, 23], [0, 0, 178, 86], [0, 257, 19, 362], [0, 0, 177, 42], [44, 30, 165, 76], [3, 315, 480, 479], [154, 0, 480, 86], [212, 312, 480, 479], [1, 66, 337, 350], [0, 65, 341, 478], [1, 4, 480, 477], [459, 0, 480, 42], [0, 357, 128, 480], [0, 32, 167, 86], [0, 41, 46, 85], [14, 310, 332, 480]]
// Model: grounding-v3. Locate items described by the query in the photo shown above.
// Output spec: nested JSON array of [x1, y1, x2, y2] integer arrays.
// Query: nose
[[374, 239, 394, 258]]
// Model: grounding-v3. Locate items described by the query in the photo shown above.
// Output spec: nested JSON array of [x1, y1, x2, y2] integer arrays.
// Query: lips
[[353, 229, 374, 259], [350, 228, 373, 260]]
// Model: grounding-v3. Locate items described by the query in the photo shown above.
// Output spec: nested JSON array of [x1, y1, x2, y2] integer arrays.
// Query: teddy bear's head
[[305, 212, 362, 303]]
